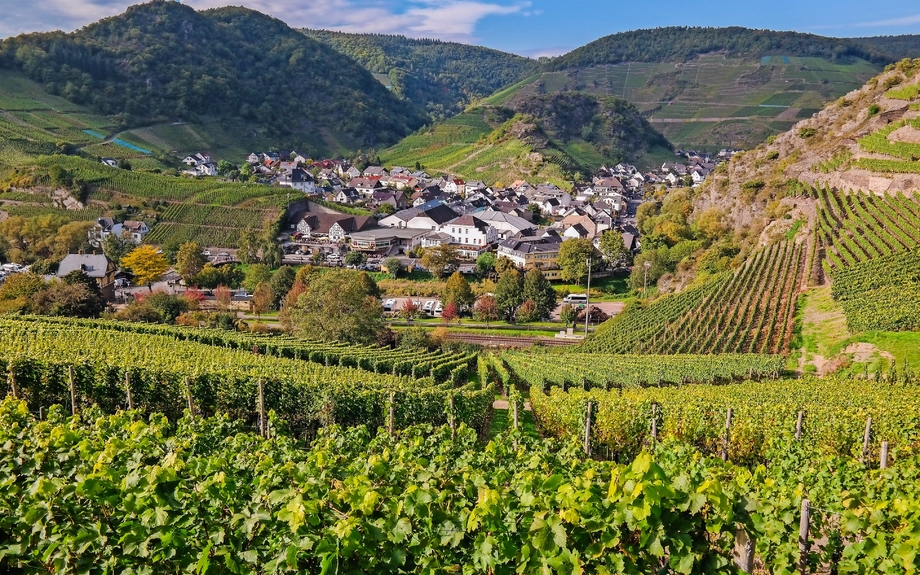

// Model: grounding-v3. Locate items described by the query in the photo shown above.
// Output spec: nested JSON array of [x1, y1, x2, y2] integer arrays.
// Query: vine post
[[733, 528, 755, 573], [583, 400, 593, 457], [125, 372, 133, 410], [449, 394, 456, 439], [860, 417, 872, 465], [721, 407, 733, 461], [795, 410, 804, 440], [68, 366, 78, 416], [650, 403, 658, 443], [8, 360, 17, 399], [798, 499, 811, 575], [388, 391, 395, 436], [258, 379, 266, 438], [881, 441, 889, 469], [185, 376, 195, 418]]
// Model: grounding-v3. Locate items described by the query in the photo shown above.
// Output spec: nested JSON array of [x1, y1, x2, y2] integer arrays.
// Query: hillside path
[[444, 144, 492, 172]]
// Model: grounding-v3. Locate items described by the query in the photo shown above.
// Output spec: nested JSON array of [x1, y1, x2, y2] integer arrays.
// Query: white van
[[563, 293, 588, 305]]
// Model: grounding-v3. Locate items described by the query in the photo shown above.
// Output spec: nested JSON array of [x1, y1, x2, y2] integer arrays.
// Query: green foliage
[[832, 248, 920, 332], [522, 267, 557, 320], [420, 244, 459, 278], [301, 29, 538, 120], [242, 263, 273, 292], [494, 268, 524, 322], [0, 1, 425, 151], [586, 241, 804, 355], [268, 265, 296, 307], [557, 238, 595, 285], [441, 271, 475, 309], [286, 269, 384, 344]]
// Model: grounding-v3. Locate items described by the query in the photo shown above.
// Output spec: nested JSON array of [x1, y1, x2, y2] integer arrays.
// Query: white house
[[440, 215, 497, 257], [122, 221, 150, 243], [183, 153, 211, 166], [278, 168, 317, 194], [475, 208, 535, 239], [379, 202, 458, 230]]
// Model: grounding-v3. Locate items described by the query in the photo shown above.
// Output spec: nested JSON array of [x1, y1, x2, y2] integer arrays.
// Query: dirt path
[[444, 144, 492, 172], [492, 399, 531, 411]]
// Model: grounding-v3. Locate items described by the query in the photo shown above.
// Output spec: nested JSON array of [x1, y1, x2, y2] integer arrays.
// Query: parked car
[[383, 298, 396, 311], [201, 250, 212, 256], [433, 302, 444, 317], [422, 300, 436, 315]]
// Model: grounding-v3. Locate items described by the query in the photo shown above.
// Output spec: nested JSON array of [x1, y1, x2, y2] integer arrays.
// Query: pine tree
[[522, 268, 557, 320]]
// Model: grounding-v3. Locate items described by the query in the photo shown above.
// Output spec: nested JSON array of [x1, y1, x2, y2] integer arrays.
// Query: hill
[[300, 30, 538, 120], [580, 58, 920, 374], [381, 91, 671, 186], [0, 0, 426, 156], [468, 27, 920, 151]]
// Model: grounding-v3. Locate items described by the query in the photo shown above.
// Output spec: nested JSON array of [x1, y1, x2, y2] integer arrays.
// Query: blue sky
[[2, 0, 920, 57]]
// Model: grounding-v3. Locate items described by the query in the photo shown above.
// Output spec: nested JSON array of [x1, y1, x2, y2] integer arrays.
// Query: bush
[[798, 127, 817, 139], [868, 104, 881, 116]]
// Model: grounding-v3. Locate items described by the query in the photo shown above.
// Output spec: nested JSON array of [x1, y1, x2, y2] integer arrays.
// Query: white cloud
[[0, 0, 529, 44], [852, 13, 920, 27]]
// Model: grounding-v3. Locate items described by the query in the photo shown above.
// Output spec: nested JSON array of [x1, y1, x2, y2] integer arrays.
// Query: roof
[[497, 238, 562, 256], [297, 214, 374, 235], [57, 254, 113, 279], [451, 214, 489, 233], [123, 220, 147, 231], [476, 209, 533, 231], [421, 204, 459, 225]]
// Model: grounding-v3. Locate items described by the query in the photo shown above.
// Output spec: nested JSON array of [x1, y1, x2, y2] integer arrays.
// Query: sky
[[2, 0, 920, 57]]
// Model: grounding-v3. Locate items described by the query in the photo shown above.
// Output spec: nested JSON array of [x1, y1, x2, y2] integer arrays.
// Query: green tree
[[269, 265, 296, 308], [102, 232, 134, 267], [217, 160, 234, 176], [557, 238, 595, 285], [560, 303, 579, 328], [260, 229, 283, 269], [142, 292, 191, 322], [494, 256, 518, 276], [345, 251, 367, 267], [522, 267, 557, 320], [442, 271, 475, 310], [237, 228, 260, 264], [175, 241, 206, 284], [287, 269, 384, 344], [420, 244, 459, 278], [517, 299, 539, 323], [121, 245, 170, 291], [243, 263, 273, 293], [383, 257, 402, 278], [376, 203, 396, 215], [598, 230, 633, 269], [475, 252, 496, 277], [494, 268, 523, 322]]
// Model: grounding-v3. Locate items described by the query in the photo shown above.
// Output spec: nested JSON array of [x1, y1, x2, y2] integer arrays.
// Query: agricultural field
[[580, 240, 806, 355], [482, 55, 877, 150]]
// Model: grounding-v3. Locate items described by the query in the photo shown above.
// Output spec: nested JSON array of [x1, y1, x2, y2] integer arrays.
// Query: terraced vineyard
[[831, 248, 920, 332], [0, 317, 491, 435], [810, 185, 920, 269], [500, 352, 784, 389], [580, 240, 806, 354]]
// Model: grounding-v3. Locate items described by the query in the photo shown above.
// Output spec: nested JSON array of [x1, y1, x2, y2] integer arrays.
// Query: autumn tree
[[420, 244, 459, 278], [214, 285, 233, 311], [441, 271, 475, 310], [440, 301, 460, 324], [494, 256, 518, 276], [516, 299, 539, 323], [473, 295, 499, 326], [252, 282, 273, 319], [121, 245, 170, 291], [286, 269, 384, 344], [175, 241, 206, 284], [400, 298, 419, 320]]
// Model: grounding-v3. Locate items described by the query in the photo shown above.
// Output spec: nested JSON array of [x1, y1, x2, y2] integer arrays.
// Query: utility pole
[[584, 255, 592, 338], [643, 260, 651, 298]]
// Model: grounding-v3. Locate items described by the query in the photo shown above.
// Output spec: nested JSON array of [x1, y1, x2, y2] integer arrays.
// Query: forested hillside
[[302, 30, 538, 120], [0, 1, 426, 154]]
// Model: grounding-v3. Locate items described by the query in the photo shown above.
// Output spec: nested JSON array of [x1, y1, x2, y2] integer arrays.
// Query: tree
[[51, 221, 93, 259], [557, 238, 595, 285], [59, 270, 106, 315], [494, 256, 518, 276], [252, 282, 273, 319], [142, 291, 191, 322], [243, 263, 273, 293], [260, 229, 283, 268], [345, 251, 367, 267], [237, 228, 260, 264], [598, 231, 633, 269], [517, 299, 539, 323], [269, 265, 296, 308], [694, 207, 728, 241], [376, 203, 396, 215], [420, 244, 459, 278], [175, 241, 206, 284], [400, 298, 419, 320], [442, 271, 475, 310], [214, 285, 233, 311], [522, 267, 556, 320], [560, 303, 579, 328], [474, 295, 498, 326], [383, 256, 403, 278], [494, 268, 523, 322], [287, 269, 384, 344], [441, 301, 460, 324], [217, 160, 234, 176], [475, 252, 496, 278], [121, 245, 169, 291], [102, 232, 134, 267]]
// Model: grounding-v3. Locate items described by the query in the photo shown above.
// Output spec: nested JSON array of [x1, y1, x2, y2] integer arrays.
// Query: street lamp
[[584, 255, 592, 338], [643, 260, 652, 297]]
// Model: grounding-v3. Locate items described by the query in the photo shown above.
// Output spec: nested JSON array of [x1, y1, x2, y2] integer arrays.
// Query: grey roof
[[57, 254, 112, 279]]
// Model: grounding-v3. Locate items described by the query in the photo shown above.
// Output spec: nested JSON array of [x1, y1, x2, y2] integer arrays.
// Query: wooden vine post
[[68, 366, 78, 416], [860, 417, 872, 465], [7, 360, 17, 400], [185, 376, 195, 418], [125, 372, 133, 410], [583, 401, 593, 457], [881, 441, 889, 469], [650, 403, 658, 443], [512, 398, 519, 431], [449, 394, 457, 439], [798, 499, 812, 575], [388, 391, 395, 436], [257, 379, 266, 438], [733, 528, 755, 574], [795, 410, 804, 440], [721, 408, 733, 461]]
